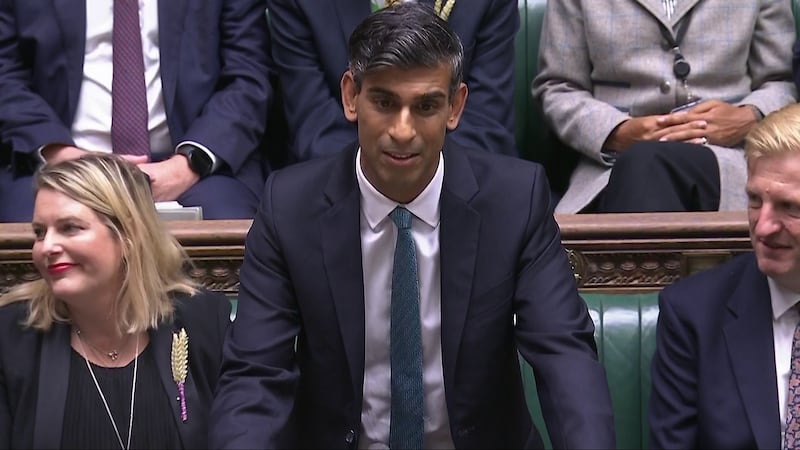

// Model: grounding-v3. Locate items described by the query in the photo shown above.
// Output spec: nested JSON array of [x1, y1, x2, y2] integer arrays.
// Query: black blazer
[[0, 289, 231, 449], [210, 143, 615, 449]]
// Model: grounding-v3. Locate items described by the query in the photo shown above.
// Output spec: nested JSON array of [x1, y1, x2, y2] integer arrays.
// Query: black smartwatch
[[177, 146, 214, 177]]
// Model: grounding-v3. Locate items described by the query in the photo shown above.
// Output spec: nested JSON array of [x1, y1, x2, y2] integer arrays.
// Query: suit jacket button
[[344, 429, 356, 444], [659, 80, 671, 94]]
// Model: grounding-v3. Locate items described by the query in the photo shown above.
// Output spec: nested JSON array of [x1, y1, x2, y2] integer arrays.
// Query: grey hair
[[347, 1, 464, 101]]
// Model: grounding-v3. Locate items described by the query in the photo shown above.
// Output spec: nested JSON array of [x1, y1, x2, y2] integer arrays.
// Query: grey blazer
[[532, 0, 797, 213]]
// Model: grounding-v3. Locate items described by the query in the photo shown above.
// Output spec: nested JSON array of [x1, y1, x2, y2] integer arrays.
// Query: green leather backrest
[[795, 0, 800, 35], [514, 0, 550, 164], [521, 293, 660, 449]]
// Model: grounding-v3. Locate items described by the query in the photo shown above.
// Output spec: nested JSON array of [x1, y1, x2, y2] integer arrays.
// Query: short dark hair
[[347, 1, 464, 100]]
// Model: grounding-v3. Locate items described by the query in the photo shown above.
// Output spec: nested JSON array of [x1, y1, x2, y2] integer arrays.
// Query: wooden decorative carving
[[0, 212, 752, 295]]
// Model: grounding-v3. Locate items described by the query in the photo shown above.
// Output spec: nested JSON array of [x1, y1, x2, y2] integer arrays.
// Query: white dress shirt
[[772, 277, 800, 448], [73, 0, 171, 155], [355, 149, 454, 449]]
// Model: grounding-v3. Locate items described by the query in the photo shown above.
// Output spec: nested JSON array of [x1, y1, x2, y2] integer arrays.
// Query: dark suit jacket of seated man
[[649, 103, 800, 449], [0, 0, 273, 221], [210, 3, 615, 449], [266, 0, 519, 162]]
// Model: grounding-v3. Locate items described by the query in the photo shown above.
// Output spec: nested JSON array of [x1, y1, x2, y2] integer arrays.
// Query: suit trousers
[[594, 141, 721, 213]]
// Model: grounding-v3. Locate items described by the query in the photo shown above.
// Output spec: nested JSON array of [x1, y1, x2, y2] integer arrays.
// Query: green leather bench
[[522, 293, 659, 449]]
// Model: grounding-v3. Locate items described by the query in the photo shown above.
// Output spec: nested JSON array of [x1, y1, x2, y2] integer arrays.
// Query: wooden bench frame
[[0, 211, 751, 295]]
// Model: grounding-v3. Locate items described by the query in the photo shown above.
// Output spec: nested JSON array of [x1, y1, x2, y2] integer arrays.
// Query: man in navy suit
[[210, 4, 614, 448], [0, 0, 273, 220], [649, 103, 800, 449], [266, 0, 518, 163]]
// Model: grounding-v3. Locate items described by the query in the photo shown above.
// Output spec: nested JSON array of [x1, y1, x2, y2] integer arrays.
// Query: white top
[[771, 277, 800, 448], [355, 149, 454, 449]]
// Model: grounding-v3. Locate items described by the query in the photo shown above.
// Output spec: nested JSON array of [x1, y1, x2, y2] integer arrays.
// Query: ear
[[341, 71, 358, 123], [446, 82, 468, 131]]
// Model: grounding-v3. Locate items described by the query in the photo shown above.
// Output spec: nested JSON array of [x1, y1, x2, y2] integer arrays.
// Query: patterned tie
[[785, 317, 800, 449], [388, 207, 425, 450], [111, 0, 150, 156]]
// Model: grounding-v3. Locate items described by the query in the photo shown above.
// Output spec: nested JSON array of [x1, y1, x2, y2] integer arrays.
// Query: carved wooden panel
[[0, 212, 752, 295]]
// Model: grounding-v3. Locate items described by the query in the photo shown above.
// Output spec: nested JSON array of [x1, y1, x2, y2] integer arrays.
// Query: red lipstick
[[47, 263, 74, 275]]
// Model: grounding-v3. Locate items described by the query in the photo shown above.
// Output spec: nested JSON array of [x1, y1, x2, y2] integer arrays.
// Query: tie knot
[[390, 207, 412, 230]]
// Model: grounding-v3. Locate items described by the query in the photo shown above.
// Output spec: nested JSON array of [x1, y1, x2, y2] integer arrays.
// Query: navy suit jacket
[[266, 0, 519, 162], [649, 254, 783, 449], [794, 38, 800, 97], [210, 144, 615, 449], [0, 290, 232, 449], [0, 0, 272, 196]]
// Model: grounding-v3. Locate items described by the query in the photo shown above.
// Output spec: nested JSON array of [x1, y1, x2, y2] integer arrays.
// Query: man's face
[[341, 64, 467, 203], [746, 152, 800, 292]]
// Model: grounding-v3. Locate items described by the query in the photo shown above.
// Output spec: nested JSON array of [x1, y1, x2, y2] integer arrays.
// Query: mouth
[[384, 151, 420, 164], [47, 263, 74, 276]]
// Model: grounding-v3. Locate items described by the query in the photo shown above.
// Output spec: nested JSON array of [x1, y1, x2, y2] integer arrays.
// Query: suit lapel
[[157, 0, 188, 115], [52, 0, 86, 121], [335, 0, 371, 44], [438, 147, 480, 396], [723, 257, 782, 449], [32, 323, 71, 449], [322, 147, 367, 406], [151, 324, 204, 449]]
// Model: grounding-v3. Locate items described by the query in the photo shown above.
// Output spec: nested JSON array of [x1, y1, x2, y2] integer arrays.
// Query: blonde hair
[[0, 154, 198, 332], [744, 103, 800, 164]]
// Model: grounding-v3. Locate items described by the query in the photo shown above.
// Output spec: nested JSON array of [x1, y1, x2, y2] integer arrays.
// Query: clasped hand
[[606, 100, 758, 151]]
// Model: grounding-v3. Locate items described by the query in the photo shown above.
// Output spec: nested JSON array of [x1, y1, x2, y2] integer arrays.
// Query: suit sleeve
[[178, 0, 273, 173], [445, 0, 518, 156], [266, 0, 358, 162], [648, 287, 699, 450], [0, 340, 9, 450], [514, 165, 616, 449], [209, 173, 300, 449], [531, 0, 628, 164], [736, 0, 796, 114], [794, 39, 800, 94], [0, 2, 75, 155]]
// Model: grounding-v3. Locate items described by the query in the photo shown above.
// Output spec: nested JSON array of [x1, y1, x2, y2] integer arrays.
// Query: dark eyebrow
[[418, 92, 447, 102], [366, 87, 398, 97], [365, 87, 447, 102]]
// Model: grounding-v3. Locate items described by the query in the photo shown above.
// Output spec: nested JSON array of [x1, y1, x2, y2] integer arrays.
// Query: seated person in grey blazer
[[533, 0, 796, 213]]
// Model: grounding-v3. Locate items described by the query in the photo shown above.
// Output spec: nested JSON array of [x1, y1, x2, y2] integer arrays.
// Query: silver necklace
[[75, 329, 122, 361], [75, 330, 139, 450]]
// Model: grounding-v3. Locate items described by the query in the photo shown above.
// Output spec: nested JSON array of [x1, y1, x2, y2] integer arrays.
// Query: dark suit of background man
[[210, 3, 615, 449], [0, 0, 273, 221], [266, 0, 519, 163], [649, 103, 800, 449]]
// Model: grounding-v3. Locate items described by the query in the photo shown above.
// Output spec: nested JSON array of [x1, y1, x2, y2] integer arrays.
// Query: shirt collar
[[770, 277, 800, 320], [355, 148, 443, 231]]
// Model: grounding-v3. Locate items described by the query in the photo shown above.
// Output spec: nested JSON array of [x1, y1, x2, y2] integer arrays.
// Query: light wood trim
[[0, 212, 753, 294]]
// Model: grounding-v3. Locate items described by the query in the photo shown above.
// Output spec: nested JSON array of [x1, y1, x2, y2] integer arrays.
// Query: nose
[[388, 108, 416, 143], [37, 229, 63, 256], [752, 203, 782, 238]]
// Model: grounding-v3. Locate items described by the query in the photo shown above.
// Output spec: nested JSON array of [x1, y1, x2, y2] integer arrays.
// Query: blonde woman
[[0, 154, 231, 449]]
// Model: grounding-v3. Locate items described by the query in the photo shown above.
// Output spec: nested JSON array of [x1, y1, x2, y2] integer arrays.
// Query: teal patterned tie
[[389, 207, 424, 449]]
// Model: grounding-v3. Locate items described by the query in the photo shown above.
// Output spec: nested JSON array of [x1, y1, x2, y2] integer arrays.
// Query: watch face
[[185, 148, 212, 176]]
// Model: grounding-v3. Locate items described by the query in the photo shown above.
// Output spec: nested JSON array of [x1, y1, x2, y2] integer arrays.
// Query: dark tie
[[111, 0, 150, 156], [785, 316, 800, 449], [388, 207, 424, 449]]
